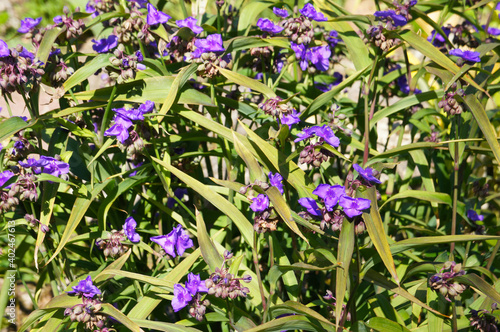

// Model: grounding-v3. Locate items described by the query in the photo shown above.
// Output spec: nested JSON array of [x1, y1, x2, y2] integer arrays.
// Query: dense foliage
[[1, 0, 500, 331]]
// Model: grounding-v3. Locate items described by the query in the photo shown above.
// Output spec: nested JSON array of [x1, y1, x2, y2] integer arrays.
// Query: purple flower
[[327, 30, 341, 47], [290, 42, 308, 71], [427, 28, 450, 47], [353, 163, 382, 184], [315, 73, 343, 92], [313, 184, 345, 211], [18, 17, 42, 33], [19, 48, 34, 60], [0, 170, 14, 188], [298, 197, 322, 216], [138, 100, 154, 114], [374, 10, 407, 27], [0, 40, 10, 57], [449, 49, 481, 63], [86, 2, 96, 13], [250, 194, 269, 212], [280, 109, 301, 129], [315, 125, 340, 147], [339, 196, 371, 218], [176, 17, 203, 34], [123, 217, 140, 243], [300, 3, 327, 21], [92, 35, 118, 53], [467, 210, 484, 222], [269, 172, 284, 194], [257, 18, 284, 34], [67, 276, 101, 298], [104, 123, 131, 143], [185, 273, 208, 295], [486, 26, 500, 35], [273, 7, 289, 18], [194, 34, 225, 54], [19, 158, 43, 174], [39, 156, 69, 177], [307, 45, 331, 71], [174, 224, 194, 256], [172, 284, 192, 312], [294, 127, 316, 142], [150, 224, 193, 258], [147, 3, 171, 26], [53, 16, 62, 24]]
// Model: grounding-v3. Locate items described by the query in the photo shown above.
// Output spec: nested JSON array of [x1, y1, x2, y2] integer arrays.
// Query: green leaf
[[454, 274, 500, 304], [95, 269, 174, 290], [36, 27, 64, 65], [336, 216, 355, 329], [0, 116, 30, 142], [396, 30, 484, 92], [63, 54, 112, 92], [152, 157, 255, 249], [233, 132, 266, 182], [237, 1, 274, 33], [196, 209, 223, 272], [380, 190, 451, 210], [34, 181, 60, 268], [358, 187, 399, 285], [70, 76, 215, 106], [267, 186, 309, 245], [101, 303, 144, 332], [43, 181, 110, 267], [131, 319, 202, 332], [365, 317, 411, 332], [390, 235, 500, 255], [244, 315, 330, 332], [327, 21, 372, 71], [218, 66, 277, 98], [157, 63, 198, 119], [127, 249, 201, 319], [463, 94, 500, 167]]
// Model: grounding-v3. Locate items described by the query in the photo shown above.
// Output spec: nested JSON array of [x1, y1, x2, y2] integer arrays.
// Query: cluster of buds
[[429, 261, 467, 301], [193, 52, 231, 79], [86, 0, 116, 17], [258, 97, 294, 118], [25, 214, 49, 233], [469, 303, 500, 332], [299, 144, 330, 167], [114, 10, 147, 44], [107, 44, 145, 84], [365, 24, 397, 52], [253, 208, 279, 233], [5, 137, 35, 162], [438, 83, 465, 116], [281, 16, 314, 45], [119, 130, 145, 161], [423, 125, 440, 143], [166, 36, 196, 63], [205, 251, 252, 300], [187, 293, 211, 322], [96, 230, 129, 258], [54, 7, 85, 39], [47, 52, 75, 85], [324, 290, 351, 323], [449, 22, 479, 49], [0, 191, 18, 212], [64, 296, 109, 331], [10, 174, 38, 202], [0, 45, 44, 95], [249, 46, 274, 73]]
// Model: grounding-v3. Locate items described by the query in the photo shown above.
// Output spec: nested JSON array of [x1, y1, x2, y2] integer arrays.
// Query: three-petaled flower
[[339, 196, 371, 218], [449, 49, 481, 63], [250, 194, 270, 212], [176, 17, 204, 34], [18, 17, 42, 33], [256, 18, 284, 34], [92, 35, 118, 53], [67, 275, 101, 298], [299, 3, 327, 21], [123, 217, 141, 243], [353, 163, 382, 185], [150, 224, 194, 258], [147, 3, 171, 26]]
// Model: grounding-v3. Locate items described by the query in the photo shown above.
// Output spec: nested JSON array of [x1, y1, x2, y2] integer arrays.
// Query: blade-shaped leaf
[[196, 209, 223, 272], [336, 216, 355, 329]]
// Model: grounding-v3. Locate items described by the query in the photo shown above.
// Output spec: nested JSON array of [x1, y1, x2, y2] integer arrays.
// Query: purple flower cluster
[[67, 275, 101, 298], [250, 194, 270, 212], [299, 3, 328, 21], [449, 49, 481, 64], [353, 163, 382, 185], [92, 35, 118, 53], [146, 3, 171, 26], [172, 273, 208, 312], [150, 224, 194, 258], [295, 124, 340, 148], [374, 10, 407, 27], [19, 156, 70, 177], [467, 210, 484, 222], [299, 182, 371, 219], [290, 42, 331, 72], [123, 217, 140, 243], [18, 17, 42, 34], [257, 18, 284, 34], [192, 34, 226, 58], [176, 17, 203, 34], [429, 261, 467, 301], [104, 100, 154, 143]]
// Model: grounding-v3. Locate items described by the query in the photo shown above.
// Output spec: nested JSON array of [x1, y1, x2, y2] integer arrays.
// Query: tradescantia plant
[[1, 0, 500, 331]]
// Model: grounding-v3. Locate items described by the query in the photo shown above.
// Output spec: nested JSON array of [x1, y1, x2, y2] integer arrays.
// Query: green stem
[[98, 84, 118, 147], [179, 0, 189, 18], [253, 232, 267, 320], [450, 115, 460, 259], [3, 95, 13, 117]]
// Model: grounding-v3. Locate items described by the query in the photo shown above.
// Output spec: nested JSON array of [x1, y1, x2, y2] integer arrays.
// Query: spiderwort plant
[[2, 1, 500, 331]]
